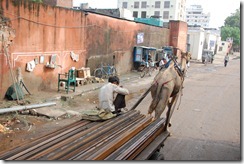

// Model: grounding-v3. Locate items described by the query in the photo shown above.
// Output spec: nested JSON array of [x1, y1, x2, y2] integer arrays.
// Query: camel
[[148, 50, 191, 128]]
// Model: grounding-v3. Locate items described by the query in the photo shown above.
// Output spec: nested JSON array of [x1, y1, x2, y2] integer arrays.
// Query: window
[[133, 11, 138, 18], [163, 11, 169, 19], [134, 1, 139, 8], [141, 1, 147, 8], [222, 43, 225, 46], [155, 1, 161, 8], [141, 11, 147, 18], [154, 11, 160, 16], [122, 2, 128, 8], [164, 1, 170, 8]]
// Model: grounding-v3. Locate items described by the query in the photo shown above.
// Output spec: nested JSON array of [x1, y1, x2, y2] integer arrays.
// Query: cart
[[133, 46, 157, 70]]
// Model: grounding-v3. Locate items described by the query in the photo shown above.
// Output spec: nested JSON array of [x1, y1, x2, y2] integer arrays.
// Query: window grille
[[134, 1, 139, 8], [164, 1, 170, 8], [141, 1, 147, 8], [155, 1, 161, 8]]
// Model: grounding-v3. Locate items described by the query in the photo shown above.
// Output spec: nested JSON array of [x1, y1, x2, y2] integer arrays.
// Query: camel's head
[[180, 51, 192, 75], [181, 51, 191, 63]]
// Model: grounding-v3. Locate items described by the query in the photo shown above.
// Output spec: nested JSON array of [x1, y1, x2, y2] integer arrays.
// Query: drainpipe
[[0, 102, 56, 114]]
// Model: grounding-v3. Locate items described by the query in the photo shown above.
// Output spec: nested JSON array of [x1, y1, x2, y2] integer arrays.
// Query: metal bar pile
[[0, 110, 168, 160]]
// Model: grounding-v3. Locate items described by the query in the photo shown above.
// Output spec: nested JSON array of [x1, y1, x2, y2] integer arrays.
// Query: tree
[[221, 26, 240, 46], [224, 8, 240, 28], [221, 8, 240, 47]]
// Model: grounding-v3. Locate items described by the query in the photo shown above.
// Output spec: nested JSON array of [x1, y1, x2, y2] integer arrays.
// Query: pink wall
[[0, 0, 187, 99], [169, 20, 188, 56]]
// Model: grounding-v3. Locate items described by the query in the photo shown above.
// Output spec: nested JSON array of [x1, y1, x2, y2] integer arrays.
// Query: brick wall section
[[0, 0, 187, 98], [169, 20, 188, 57]]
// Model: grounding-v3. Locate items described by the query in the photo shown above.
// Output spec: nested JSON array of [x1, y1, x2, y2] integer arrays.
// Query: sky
[[73, 0, 241, 28]]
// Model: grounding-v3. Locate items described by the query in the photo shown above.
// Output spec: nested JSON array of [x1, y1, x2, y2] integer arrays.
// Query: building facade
[[187, 27, 205, 60], [187, 26, 221, 60], [185, 5, 210, 28], [117, 0, 186, 23]]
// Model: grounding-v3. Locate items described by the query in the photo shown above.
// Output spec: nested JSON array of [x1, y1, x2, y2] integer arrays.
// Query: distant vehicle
[[202, 49, 215, 64]]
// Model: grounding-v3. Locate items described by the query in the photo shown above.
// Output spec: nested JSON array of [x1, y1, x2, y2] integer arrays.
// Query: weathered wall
[[85, 13, 169, 73], [169, 20, 188, 57], [0, 0, 180, 99], [0, 0, 86, 97]]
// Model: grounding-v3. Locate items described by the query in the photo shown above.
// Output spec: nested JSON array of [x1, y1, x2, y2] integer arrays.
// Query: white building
[[187, 27, 220, 60], [117, 0, 186, 23], [216, 41, 231, 54], [187, 27, 205, 60], [186, 5, 210, 28]]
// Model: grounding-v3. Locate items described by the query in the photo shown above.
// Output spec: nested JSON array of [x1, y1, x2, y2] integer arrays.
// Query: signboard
[[209, 40, 215, 48], [137, 33, 144, 44]]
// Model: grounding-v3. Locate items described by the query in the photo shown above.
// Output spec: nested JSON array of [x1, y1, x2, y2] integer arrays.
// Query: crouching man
[[98, 76, 129, 115]]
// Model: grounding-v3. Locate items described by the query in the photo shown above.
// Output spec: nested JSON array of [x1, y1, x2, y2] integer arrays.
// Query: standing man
[[224, 53, 229, 67], [98, 76, 129, 115]]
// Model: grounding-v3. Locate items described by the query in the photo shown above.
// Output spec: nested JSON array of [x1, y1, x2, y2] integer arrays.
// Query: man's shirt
[[98, 83, 129, 112]]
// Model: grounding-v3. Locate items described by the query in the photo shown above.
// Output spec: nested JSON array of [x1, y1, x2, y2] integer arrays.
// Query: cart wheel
[[140, 69, 146, 78], [148, 67, 152, 76], [149, 151, 164, 160], [94, 69, 103, 78]]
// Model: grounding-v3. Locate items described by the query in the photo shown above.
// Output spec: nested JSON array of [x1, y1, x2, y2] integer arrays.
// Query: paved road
[[133, 53, 241, 160], [103, 52, 241, 160]]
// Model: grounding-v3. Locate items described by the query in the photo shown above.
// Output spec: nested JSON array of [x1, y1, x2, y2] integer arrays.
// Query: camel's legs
[[154, 88, 171, 119], [148, 84, 161, 114], [164, 95, 177, 130]]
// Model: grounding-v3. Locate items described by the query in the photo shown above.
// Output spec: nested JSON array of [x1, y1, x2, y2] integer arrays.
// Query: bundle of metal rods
[[0, 110, 168, 160]]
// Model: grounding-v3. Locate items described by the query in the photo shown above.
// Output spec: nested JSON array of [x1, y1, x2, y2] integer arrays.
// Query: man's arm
[[113, 84, 129, 95]]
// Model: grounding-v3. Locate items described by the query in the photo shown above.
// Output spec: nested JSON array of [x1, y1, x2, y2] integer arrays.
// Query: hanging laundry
[[26, 60, 36, 72]]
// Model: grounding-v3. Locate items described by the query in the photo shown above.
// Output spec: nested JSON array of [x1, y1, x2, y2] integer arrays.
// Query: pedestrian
[[224, 53, 229, 67], [98, 76, 129, 115]]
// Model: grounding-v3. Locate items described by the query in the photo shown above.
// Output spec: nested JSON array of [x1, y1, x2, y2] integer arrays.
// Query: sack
[[80, 107, 116, 121], [5, 83, 25, 100]]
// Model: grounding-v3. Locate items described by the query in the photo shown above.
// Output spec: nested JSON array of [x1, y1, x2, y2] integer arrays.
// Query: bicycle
[[140, 61, 156, 78], [94, 63, 117, 78]]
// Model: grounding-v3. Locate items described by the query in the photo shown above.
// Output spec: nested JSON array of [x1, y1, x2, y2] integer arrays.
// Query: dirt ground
[[0, 72, 151, 154], [0, 86, 93, 147]]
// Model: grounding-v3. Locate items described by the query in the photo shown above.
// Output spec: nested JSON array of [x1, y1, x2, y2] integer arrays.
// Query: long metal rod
[[0, 102, 56, 114]]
